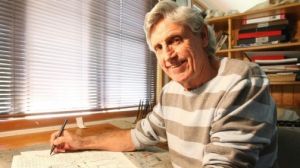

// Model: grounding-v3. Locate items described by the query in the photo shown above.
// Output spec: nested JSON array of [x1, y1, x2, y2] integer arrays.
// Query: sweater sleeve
[[203, 70, 277, 168], [131, 101, 167, 149]]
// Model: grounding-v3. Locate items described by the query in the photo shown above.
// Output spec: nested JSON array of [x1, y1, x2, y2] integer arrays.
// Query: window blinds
[[0, 0, 156, 115]]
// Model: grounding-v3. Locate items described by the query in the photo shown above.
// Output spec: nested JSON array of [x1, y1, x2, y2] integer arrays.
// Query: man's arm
[[203, 75, 277, 168], [50, 129, 135, 153]]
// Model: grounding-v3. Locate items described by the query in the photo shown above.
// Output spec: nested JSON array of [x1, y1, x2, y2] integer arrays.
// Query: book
[[244, 51, 300, 58], [261, 64, 300, 69], [261, 64, 300, 73], [263, 69, 300, 73], [239, 19, 289, 32], [260, 63, 300, 73], [215, 31, 224, 42], [216, 32, 228, 51], [237, 34, 288, 45], [215, 31, 224, 49], [242, 13, 285, 25], [251, 55, 285, 61], [238, 30, 283, 39], [267, 72, 297, 82], [255, 58, 299, 65], [239, 21, 288, 33]]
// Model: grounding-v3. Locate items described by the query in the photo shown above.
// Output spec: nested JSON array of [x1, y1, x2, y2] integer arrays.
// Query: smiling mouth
[[170, 60, 187, 68]]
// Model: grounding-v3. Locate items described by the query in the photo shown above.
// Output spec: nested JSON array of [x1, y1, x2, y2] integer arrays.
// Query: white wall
[[200, 0, 267, 12]]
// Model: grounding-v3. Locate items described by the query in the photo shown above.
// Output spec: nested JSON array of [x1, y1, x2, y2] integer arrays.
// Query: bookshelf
[[206, 2, 300, 58], [206, 2, 300, 107]]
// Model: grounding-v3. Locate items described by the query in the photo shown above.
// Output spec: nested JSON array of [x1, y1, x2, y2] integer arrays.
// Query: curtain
[[0, 0, 156, 115]]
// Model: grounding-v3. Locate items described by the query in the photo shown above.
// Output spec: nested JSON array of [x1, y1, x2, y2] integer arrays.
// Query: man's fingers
[[54, 146, 66, 153], [50, 130, 74, 153], [52, 139, 67, 153], [53, 136, 66, 146]]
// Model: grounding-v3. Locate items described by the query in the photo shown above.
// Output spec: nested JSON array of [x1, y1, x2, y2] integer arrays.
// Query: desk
[[0, 122, 171, 168]]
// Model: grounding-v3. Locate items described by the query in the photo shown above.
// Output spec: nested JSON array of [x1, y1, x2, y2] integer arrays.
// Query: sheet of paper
[[12, 149, 137, 168]]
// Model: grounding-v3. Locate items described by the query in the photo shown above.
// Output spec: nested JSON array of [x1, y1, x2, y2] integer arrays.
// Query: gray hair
[[144, 0, 216, 58]]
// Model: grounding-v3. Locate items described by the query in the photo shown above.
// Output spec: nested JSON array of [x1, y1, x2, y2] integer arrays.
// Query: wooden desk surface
[[0, 123, 119, 150]]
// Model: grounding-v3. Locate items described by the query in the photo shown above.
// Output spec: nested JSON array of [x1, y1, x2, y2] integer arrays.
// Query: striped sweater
[[131, 58, 277, 168]]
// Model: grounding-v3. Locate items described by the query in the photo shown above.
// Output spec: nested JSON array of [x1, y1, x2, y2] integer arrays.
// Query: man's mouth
[[169, 60, 187, 69]]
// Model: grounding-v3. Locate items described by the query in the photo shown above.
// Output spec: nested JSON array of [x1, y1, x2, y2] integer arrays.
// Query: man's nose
[[163, 45, 175, 60]]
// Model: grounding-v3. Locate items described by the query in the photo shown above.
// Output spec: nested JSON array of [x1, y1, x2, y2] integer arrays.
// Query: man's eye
[[154, 45, 162, 51], [173, 37, 181, 44]]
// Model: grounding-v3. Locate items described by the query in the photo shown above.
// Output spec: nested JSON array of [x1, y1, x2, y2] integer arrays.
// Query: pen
[[50, 119, 68, 155]]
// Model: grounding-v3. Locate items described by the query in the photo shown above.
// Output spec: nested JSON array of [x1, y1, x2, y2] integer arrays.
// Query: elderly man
[[50, 1, 277, 167]]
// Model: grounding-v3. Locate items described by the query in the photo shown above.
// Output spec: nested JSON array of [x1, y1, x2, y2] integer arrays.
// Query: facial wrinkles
[[189, 39, 201, 73], [191, 41, 206, 77]]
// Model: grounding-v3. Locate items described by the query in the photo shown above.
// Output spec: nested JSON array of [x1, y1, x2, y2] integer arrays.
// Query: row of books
[[215, 31, 228, 51], [236, 12, 292, 47], [245, 51, 300, 82]]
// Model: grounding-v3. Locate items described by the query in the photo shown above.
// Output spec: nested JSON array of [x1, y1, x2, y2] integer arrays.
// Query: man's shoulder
[[221, 58, 264, 77]]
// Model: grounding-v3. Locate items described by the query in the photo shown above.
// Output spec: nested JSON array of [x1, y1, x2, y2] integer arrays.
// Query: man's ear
[[200, 25, 209, 47]]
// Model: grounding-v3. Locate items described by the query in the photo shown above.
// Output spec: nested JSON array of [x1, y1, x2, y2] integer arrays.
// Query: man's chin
[[172, 75, 189, 84]]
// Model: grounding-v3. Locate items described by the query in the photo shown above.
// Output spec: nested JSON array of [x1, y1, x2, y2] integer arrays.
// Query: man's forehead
[[149, 19, 186, 44]]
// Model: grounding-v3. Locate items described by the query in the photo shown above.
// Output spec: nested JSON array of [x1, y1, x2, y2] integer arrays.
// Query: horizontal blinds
[[0, 0, 156, 115], [0, 1, 15, 114], [86, 0, 156, 109], [23, 0, 85, 113]]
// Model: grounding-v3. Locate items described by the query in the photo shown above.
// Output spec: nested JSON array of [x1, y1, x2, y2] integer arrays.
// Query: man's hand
[[50, 130, 83, 153]]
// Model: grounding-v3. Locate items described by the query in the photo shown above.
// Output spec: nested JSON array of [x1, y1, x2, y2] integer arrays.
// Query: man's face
[[149, 19, 211, 89]]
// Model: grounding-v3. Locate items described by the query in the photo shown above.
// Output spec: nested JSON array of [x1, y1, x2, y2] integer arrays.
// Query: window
[[0, 0, 156, 116]]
